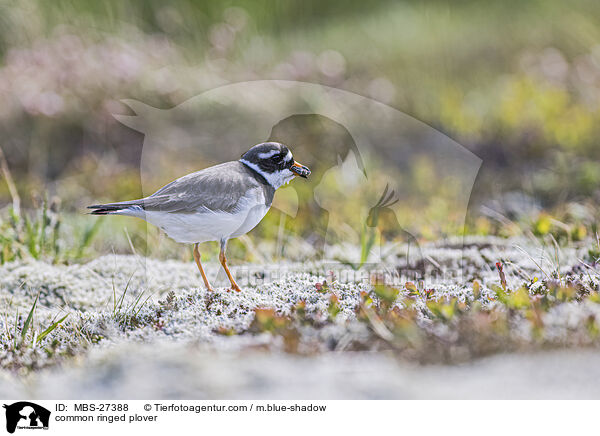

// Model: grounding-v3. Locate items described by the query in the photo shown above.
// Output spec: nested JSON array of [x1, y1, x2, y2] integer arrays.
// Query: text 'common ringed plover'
[[88, 142, 310, 292]]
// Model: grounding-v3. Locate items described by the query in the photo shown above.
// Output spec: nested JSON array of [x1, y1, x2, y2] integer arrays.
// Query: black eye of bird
[[270, 154, 281, 161]]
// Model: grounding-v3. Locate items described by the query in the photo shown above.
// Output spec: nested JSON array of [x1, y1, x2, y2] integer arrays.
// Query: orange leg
[[219, 240, 242, 292], [193, 243, 214, 292]]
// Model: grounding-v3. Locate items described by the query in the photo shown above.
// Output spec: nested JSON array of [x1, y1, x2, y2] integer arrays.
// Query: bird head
[[240, 142, 310, 189]]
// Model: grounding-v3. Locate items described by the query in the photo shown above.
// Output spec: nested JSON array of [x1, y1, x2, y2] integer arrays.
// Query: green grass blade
[[52, 216, 61, 262], [360, 222, 376, 268], [13, 309, 19, 349], [116, 272, 135, 314], [75, 219, 102, 259], [36, 314, 69, 343], [21, 293, 39, 343], [134, 292, 154, 317], [39, 199, 47, 258]]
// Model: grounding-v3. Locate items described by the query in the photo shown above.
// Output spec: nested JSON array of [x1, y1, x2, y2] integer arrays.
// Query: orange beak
[[290, 161, 311, 178]]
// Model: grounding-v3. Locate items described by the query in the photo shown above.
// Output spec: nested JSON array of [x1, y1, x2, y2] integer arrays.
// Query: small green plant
[[327, 294, 341, 320], [373, 284, 399, 309], [0, 198, 102, 264], [359, 222, 377, 268], [71, 219, 103, 260], [111, 274, 153, 329], [587, 248, 600, 265], [0, 203, 59, 263], [3, 293, 69, 352]]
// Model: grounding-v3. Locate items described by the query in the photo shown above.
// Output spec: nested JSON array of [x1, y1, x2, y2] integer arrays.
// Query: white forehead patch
[[258, 149, 280, 159], [284, 150, 293, 162]]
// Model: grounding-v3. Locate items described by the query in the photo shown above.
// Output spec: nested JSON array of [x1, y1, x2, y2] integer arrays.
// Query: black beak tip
[[292, 164, 311, 178]]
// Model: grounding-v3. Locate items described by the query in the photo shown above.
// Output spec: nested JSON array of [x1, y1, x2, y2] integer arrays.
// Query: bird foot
[[228, 284, 242, 293]]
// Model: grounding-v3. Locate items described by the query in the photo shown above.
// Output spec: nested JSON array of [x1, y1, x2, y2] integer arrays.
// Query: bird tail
[[87, 200, 144, 215]]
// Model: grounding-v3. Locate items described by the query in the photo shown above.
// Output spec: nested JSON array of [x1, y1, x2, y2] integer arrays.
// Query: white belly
[[140, 190, 270, 244], [230, 203, 270, 238]]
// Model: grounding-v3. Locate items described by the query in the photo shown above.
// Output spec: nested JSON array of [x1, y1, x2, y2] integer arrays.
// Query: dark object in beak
[[291, 161, 311, 178]]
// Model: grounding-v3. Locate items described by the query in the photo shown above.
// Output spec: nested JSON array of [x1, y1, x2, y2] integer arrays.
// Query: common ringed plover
[[88, 142, 310, 292]]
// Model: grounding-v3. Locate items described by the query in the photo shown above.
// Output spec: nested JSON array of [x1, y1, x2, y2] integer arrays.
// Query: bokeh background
[[1, 0, 600, 264]]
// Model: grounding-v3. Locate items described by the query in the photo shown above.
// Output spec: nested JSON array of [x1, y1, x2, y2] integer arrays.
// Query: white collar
[[240, 159, 295, 189]]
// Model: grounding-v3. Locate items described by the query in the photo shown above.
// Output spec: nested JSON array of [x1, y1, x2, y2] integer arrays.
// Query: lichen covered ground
[[2, 236, 600, 398]]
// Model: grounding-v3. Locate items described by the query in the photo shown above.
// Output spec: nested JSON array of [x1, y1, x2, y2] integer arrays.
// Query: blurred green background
[[1, 0, 599, 263]]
